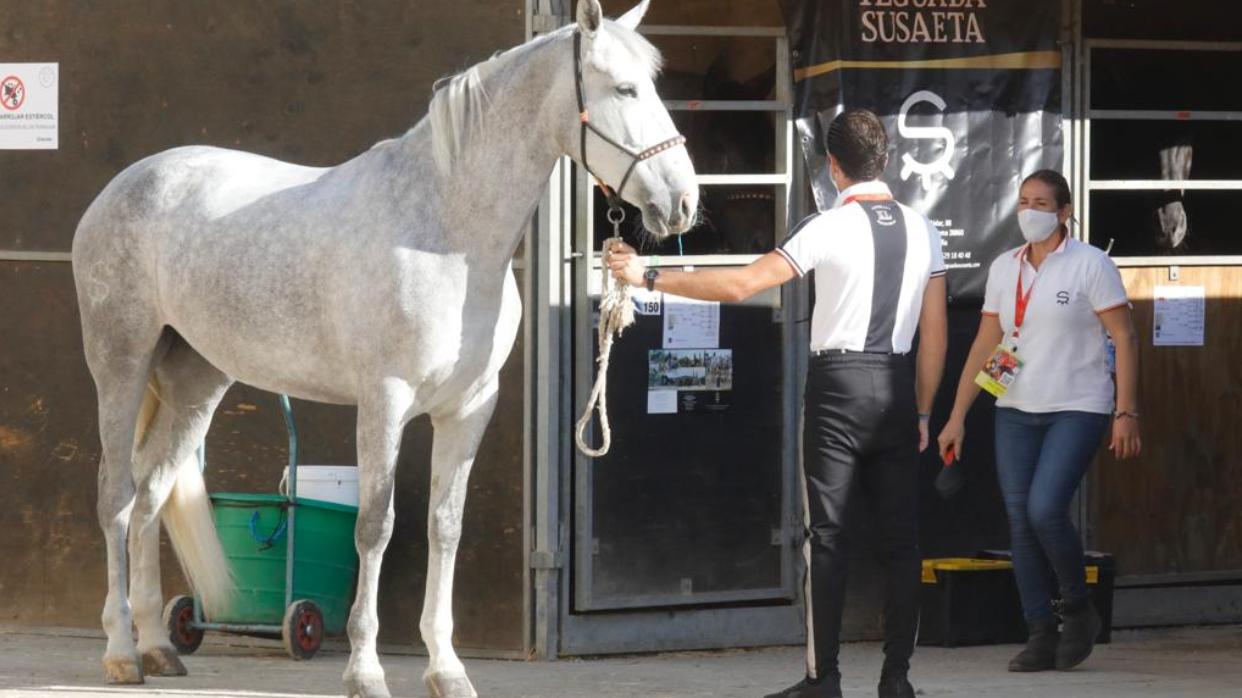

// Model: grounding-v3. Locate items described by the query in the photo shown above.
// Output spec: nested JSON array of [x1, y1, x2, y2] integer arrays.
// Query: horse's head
[[568, 0, 698, 238]]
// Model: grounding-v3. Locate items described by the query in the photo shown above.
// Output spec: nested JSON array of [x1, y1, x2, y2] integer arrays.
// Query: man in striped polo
[[607, 109, 948, 698]]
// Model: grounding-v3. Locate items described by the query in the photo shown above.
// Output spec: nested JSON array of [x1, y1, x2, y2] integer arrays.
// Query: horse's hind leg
[[128, 341, 233, 676], [87, 329, 169, 685], [420, 380, 499, 698]]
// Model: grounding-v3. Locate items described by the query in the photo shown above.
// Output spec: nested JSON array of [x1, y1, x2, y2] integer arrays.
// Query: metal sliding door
[[562, 24, 807, 653]]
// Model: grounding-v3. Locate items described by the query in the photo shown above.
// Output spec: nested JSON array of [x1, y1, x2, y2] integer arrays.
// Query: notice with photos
[[648, 349, 733, 392], [647, 349, 734, 415], [662, 294, 719, 349], [1153, 285, 1205, 347]]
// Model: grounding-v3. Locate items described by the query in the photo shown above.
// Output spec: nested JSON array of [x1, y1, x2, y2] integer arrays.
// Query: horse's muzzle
[[644, 191, 697, 237]]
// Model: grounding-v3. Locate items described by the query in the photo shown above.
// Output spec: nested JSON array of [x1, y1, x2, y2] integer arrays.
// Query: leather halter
[[573, 30, 686, 213]]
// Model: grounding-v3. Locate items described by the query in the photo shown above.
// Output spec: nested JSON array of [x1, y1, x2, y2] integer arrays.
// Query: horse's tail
[[138, 379, 235, 620]]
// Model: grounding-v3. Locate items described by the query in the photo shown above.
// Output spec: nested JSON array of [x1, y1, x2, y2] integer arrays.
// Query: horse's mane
[[428, 64, 493, 174], [427, 22, 662, 176]]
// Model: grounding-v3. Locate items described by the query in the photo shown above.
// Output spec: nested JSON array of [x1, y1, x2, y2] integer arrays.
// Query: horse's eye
[[616, 84, 638, 99]]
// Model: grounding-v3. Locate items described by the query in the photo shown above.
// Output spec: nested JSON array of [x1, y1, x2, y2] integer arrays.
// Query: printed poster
[[786, 1, 1062, 301], [646, 349, 733, 415], [648, 349, 734, 392]]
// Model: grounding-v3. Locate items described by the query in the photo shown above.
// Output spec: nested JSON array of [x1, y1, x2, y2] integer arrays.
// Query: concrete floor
[[2, 624, 1240, 697]]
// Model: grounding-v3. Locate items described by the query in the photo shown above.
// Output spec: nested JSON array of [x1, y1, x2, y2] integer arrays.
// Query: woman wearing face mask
[[937, 170, 1141, 672]]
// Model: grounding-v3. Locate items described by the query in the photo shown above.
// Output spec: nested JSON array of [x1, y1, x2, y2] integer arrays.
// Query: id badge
[[975, 344, 1024, 398]]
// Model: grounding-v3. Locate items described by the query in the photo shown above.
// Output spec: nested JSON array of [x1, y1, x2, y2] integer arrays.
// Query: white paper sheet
[[646, 390, 677, 414], [1153, 285, 1205, 347], [662, 294, 719, 349]]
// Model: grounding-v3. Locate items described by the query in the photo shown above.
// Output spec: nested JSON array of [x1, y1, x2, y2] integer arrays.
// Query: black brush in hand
[[935, 446, 964, 499]]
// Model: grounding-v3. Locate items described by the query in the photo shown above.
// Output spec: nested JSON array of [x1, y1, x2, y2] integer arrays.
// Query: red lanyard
[[1013, 254, 1037, 338], [843, 193, 893, 205]]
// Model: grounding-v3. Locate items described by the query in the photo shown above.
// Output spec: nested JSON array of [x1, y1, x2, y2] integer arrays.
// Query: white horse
[[71, 1, 696, 695]]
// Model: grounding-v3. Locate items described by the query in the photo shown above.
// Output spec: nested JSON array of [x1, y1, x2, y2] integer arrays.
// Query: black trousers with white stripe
[[801, 351, 921, 679]]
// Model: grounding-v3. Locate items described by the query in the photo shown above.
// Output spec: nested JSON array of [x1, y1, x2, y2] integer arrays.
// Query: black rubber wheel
[[163, 595, 204, 655], [281, 599, 324, 660]]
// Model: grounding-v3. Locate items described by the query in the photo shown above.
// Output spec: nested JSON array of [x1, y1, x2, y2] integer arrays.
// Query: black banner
[[787, 0, 1062, 302]]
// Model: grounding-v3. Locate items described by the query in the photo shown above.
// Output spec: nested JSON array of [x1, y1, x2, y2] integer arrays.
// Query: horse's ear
[[576, 0, 603, 37], [616, 0, 651, 31]]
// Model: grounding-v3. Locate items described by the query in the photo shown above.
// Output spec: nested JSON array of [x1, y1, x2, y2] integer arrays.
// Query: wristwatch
[[644, 268, 660, 292]]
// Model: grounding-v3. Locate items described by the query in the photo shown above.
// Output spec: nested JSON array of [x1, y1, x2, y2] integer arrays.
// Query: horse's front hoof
[[344, 672, 392, 698], [142, 647, 188, 676], [103, 656, 144, 684], [425, 671, 477, 698]]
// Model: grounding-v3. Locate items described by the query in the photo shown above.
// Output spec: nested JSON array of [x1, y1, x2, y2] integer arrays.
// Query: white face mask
[[1018, 208, 1060, 243]]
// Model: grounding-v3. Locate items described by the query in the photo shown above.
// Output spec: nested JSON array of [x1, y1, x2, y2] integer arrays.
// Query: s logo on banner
[[898, 90, 956, 192]]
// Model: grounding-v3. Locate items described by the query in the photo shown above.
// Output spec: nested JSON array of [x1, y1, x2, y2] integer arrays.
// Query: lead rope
[[574, 205, 636, 457]]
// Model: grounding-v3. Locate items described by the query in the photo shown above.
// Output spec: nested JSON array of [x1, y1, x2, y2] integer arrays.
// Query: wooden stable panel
[[0, 1, 528, 254], [1091, 266, 1242, 577], [601, 0, 783, 27], [601, 0, 784, 90]]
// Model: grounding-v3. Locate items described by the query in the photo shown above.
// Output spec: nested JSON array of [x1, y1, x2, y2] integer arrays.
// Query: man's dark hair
[[826, 109, 889, 182], [1021, 169, 1072, 209]]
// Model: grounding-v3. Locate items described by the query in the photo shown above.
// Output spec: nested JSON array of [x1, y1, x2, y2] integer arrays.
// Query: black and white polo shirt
[[776, 181, 945, 354]]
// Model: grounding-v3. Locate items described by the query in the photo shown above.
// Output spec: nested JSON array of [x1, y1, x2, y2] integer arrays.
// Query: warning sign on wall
[[0, 63, 58, 150]]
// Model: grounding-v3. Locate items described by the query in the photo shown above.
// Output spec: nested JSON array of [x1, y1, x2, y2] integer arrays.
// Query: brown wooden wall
[[1091, 267, 1242, 577], [0, 1, 528, 653]]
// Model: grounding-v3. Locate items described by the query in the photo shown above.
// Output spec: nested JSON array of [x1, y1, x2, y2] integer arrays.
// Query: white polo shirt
[[776, 181, 945, 354], [981, 236, 1129, 414]]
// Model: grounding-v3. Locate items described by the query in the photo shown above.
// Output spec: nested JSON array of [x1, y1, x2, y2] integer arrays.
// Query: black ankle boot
[[1056, 598, 1101, 670], [762, 672, 842, 698], [1008, 615, 1059, 672], [876, 671, 915, 698]]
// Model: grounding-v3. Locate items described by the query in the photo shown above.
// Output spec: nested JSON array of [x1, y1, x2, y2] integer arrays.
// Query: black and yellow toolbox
[[918, 558, 1025, 647], [918, 552, 1116, 647]]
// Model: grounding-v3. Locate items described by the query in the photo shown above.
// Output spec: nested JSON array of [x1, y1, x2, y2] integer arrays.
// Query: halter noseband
[[573, 30, 686, 214]]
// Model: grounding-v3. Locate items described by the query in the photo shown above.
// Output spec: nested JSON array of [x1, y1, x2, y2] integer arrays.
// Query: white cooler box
[[282, 465, 359, 507]]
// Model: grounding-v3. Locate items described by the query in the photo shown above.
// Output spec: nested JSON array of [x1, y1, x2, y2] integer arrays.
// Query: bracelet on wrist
[[1114, 410, 1140, 420]]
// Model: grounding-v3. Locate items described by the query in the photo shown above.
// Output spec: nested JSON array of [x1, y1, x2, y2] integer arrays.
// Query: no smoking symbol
[[2, 76, 26, 111]]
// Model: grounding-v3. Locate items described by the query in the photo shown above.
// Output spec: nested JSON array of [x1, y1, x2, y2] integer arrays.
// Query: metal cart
[[163, 395, 359, 660]]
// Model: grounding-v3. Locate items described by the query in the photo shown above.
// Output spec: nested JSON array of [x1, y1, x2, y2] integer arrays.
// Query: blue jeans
[[994, 408, 1110, 621]]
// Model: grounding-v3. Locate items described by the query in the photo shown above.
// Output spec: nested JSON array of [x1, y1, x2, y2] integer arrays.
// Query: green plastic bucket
[[210, 493, 358, 635]]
